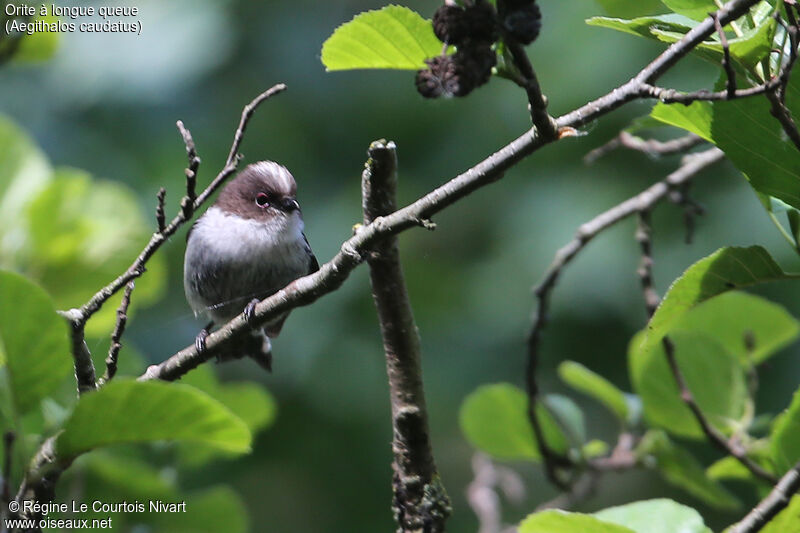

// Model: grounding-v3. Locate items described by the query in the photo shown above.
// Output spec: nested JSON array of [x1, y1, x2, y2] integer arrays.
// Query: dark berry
[[433, 3, 498, 46], [416, 68, 444, 98], [433, 5, 470, 44], [504, 3, 541, 45], [463, 3, 499, 44], [455, 44, 497, 89]]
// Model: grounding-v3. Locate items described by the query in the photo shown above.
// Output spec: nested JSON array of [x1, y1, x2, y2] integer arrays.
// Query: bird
[[183, 161, 319, 371]]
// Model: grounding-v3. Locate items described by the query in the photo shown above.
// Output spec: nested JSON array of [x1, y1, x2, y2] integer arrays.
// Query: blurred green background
[[2, 0, 800, 531]]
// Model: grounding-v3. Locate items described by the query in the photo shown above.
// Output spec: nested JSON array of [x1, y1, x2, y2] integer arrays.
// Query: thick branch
[[362, 140, 450, 533], [730, 461, 800, 533]]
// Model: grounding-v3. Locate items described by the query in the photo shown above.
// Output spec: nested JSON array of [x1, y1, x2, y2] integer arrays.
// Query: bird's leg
[[195, 321, 214, 353], [243, 298, 260, 327]]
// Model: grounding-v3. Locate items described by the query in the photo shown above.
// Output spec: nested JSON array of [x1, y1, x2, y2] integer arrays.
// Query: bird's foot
[[243, 298, 260, 327], [194, 321, 214, 354]]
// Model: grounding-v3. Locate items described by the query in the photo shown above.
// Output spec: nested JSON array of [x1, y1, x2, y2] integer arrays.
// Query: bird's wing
[[303, 232, 320, 274]]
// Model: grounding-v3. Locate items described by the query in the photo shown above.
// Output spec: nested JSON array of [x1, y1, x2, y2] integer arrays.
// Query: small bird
[[183, 161, 319, 371]]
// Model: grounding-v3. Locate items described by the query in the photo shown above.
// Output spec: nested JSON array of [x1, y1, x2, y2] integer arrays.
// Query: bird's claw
[[244, 298, 260, 326]]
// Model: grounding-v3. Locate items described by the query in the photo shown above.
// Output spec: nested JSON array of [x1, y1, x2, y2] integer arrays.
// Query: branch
[[140, 0, 757, 381], [100, 281, 135, 385], [730, 461, 800, 533], [661, 336, 777, 483], [584, 132, 704, 164], [525, 148, 724, 488], [635, 211, 660, 319], [362, 140, 451, 532]]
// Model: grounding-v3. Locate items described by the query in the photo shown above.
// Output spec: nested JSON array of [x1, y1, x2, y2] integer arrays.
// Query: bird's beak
[[279, 197, 300, 212]]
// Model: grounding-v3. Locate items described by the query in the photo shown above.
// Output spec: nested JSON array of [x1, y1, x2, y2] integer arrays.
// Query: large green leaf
[[321, 6, 443, 71], [178, 366, 276, 466], [56, 380, 251, 459], [594, 498, 711, 533], [0, 271, 72, 416], [587, 14, 695, 41], [643, 247, 793, 355], [637, 430, 741, 510], [631, 330, 748, 439], [459, 383, 568, 462], [771, 388, 800, 473], [558, 361, 629, 423], [669, 291, 799, 365], [519, 510, 635, 533]]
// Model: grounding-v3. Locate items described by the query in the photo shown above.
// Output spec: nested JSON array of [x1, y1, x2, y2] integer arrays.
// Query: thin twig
[[714, 13, 737, 99], [584, 132, 704, 164], [155, 187, 166, 233], [635, 211, 660, 319], [362, 140, 451, 532], [177, 120, 201, 218], [661, 337, 777, 483], [100, 281, 135, 385], [504, 38, 559, 140], [729, 460, 800, 533]]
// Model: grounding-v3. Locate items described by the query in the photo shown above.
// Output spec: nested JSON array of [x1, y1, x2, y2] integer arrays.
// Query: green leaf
[[594, 0, 663, 18], [771, 389, 800, 473], [707, 456, 754, 482], [590, 7, 775, 71], [587, 14, 695, 41], [321, 6, 443, 71], [651, 101, 713, 141], [637, 430, 741, 510], [653, 71, 800, 210], [660, 0, 719, 21], [178, 366, 277, 466], [83, 450, 176, 501], [594, 498, 711, 533], [669, 292, 799, 365], [643, 246, 793, 356], [519, 510, 635, 533], [459, 383, 568, 462], [0, 270, 71, 416], [760, 496, 800, 533], [544, 393, 586, 446], [56, 380, 251, 460], [631, 330, 748, 439], [558, 361, 629, 423]]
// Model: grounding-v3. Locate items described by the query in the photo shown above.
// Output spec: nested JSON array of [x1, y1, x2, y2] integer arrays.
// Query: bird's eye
[[255, 193, 269, 207]]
